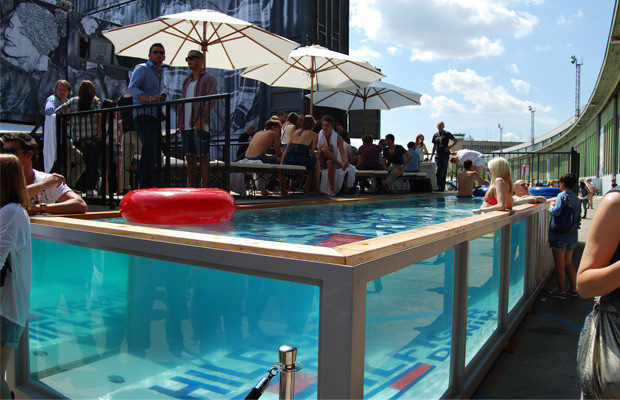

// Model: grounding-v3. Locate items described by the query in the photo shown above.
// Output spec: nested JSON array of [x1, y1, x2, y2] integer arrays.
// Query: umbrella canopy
[[308, 80, 421, 133], [240, 44, 386, 113], [102, 9, 299, 69]]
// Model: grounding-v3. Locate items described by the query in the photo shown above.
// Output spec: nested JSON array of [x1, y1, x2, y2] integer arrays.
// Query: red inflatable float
[[120, 188, 236, 225]]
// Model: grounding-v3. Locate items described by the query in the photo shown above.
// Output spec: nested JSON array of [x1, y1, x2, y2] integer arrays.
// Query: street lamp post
[[571, 55, 583, 118], [498, 123, 503, 154], [528, 105, 535, 146]]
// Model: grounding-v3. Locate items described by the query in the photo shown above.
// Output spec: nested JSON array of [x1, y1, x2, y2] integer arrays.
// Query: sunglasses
[[1, 148, 25, 155], [186, 55, 201, 61], [152, 50, 165, 55]]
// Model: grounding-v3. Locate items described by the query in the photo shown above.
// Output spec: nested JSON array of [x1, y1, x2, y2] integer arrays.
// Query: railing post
[[449, 241, 469, 394], [224, 94, 231, 191], [498, 225, 511, 333]]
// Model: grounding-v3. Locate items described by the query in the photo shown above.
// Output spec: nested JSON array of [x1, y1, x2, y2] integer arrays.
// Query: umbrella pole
[[202, 22, 207, 68], [363, 98, 367, 135], [310, 73, 314, 115]]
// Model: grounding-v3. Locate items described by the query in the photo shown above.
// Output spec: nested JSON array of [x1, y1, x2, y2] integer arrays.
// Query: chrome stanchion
[[278, 345, 298, 400]]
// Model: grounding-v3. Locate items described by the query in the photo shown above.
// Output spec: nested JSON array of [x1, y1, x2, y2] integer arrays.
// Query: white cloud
[[349, 45, 381, 61], [506, 63, 520, 74], [511, 78, 530, 93], [535, 44, 552, 52], [387, 46, 401, 55], [351, 0, 539, 62], [558, 9, 584, 25], [421, 94, 467, 117], [431, 68, 551, 114], [503, 132, 521, 142]]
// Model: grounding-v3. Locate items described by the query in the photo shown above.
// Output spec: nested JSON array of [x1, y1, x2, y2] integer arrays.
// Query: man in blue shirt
[[128, 43, 166, 188], [404, 141, 421, 172]]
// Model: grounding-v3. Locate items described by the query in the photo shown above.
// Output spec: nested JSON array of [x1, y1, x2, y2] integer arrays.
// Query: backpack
[[550, 197, 575, 233]]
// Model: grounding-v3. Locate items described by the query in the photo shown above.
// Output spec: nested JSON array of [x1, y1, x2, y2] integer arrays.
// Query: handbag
[[576, 294, 620, 398], [550, 196, 575, 233]]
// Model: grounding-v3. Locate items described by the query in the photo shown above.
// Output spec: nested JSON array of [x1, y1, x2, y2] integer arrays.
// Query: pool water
[[28, 196, 527, 399], [107, 196, 484, 246]]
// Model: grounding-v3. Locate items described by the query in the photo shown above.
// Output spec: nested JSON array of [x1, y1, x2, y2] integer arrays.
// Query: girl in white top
[[280, 112, 299, 146], [0, 154, 32, 399]]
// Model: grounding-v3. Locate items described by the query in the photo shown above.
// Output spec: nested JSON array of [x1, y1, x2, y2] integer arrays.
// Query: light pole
[[498, 123, 503, 153], [571, 55, 583, 117], [528, 105, 535, 146]]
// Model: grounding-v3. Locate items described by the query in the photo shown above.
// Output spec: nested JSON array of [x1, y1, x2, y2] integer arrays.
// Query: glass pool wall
[[16, 202, 553, 399]]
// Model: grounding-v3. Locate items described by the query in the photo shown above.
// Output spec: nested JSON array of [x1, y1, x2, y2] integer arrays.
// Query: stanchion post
[[279, 345, 297, 400]]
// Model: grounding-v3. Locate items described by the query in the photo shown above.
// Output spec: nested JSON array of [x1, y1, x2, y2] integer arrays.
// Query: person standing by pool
[[457, 160, 488, 197], [473, 157, 513, 213], [450, 149, 485, 175], [575, 185, 620, 398], [414, 134, 428, 161], [128, 43, 167, 188], [0, 154, 32, 400], [430, 121, 458, 191], [585, 178, 595, 209], [1, 133, 87, 215], [547, 173, 581, 299], [578, 180, 590, 218], [177, 50, 217, 188]]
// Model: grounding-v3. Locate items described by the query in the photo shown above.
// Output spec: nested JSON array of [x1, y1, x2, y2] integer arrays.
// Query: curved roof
[[503, 0, 620, 153]]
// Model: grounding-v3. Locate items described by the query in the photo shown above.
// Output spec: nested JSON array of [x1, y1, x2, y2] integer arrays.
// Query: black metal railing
[[54, 93, 231, 207], [486, 149, 579, 184]]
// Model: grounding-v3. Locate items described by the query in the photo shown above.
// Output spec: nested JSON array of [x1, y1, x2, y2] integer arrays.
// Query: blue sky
[[348, 0, 615, 146]]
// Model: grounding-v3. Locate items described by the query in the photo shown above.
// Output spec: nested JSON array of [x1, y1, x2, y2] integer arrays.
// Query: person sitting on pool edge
[[513, 179, 547, 205], [241, 119, 283, 196], [1, 133, 87, 214], [456, 160, 488, 197]]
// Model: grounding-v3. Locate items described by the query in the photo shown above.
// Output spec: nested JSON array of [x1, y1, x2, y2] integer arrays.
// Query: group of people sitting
[[236, 113, 425, 196]]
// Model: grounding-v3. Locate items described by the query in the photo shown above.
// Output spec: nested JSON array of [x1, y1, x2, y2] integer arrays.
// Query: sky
[[348, 0, 615, 146]]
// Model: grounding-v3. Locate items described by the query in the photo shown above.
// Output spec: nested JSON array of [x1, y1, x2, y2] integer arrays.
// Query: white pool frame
[[9, 199, 553, 399]]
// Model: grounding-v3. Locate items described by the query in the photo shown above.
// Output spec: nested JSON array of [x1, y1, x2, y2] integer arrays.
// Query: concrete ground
[[472, 196, 600, 399]]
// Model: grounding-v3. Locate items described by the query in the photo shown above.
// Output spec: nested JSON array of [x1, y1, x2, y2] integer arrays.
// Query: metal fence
[[55, 93, 231, 207], [486, 150, 580, 184]]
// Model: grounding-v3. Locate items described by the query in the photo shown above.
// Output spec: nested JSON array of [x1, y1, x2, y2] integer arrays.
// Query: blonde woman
[[473, 157, 513, 213], [0, 154, 32, 399]]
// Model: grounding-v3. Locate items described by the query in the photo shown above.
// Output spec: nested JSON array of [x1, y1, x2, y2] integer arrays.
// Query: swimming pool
[[19, 195, 553, 399]]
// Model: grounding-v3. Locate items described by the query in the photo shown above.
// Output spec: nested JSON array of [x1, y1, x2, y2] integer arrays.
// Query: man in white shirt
[[1, 133, 87, 214], [450, 149, 486, 175]]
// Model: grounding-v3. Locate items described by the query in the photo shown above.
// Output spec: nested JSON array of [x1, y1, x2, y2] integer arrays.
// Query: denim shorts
[[548, 238, 577, 251], [182, 129, 210, 157], [1, 315, 24, 348]]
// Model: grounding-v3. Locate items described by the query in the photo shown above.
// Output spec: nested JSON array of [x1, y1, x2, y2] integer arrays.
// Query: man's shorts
[[182, 129, 210, 157], [1, 315, 24, 348]]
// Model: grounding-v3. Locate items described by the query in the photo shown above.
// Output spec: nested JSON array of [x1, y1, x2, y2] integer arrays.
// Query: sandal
[[548, 289, 567, 300]]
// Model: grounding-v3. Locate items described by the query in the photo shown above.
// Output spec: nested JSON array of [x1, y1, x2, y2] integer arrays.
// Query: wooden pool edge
[[30, 202, 547, 266]]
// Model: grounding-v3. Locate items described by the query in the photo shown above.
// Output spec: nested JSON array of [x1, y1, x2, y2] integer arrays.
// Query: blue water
[[107, 196, 484, 246], [28, 196, 528, 400]]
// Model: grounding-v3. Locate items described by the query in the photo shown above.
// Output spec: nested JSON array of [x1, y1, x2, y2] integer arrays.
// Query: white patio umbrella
[[102, 9, 299, 69], [240, 44, 386, 113], [307, 80, 422, 132]]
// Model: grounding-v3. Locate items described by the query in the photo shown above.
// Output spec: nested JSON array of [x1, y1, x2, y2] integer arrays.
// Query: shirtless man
[[513, 179, 546, 204], [456, 160, 488, 197], [243, 119, 283, 195]]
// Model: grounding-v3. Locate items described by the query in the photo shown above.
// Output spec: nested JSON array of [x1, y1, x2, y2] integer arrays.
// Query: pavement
[[472, 196, 600, 399]]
